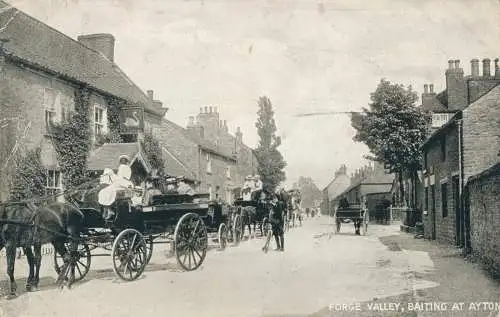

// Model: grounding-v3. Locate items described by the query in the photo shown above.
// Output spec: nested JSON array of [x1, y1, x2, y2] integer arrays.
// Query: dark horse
[[0, 200, 85, 298], [241, 190, 267, 239]]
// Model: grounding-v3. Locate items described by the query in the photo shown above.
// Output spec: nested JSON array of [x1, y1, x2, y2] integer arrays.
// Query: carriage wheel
[[54, 241, 91, 283], [232, 214, 243, 245], [174, 213, 208, 271], [111, 229, 148, 281], [145, 235, 154, 264], [218, 223, 228, 250]]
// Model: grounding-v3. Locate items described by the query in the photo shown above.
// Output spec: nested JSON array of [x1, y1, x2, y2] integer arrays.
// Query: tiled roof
[[161, 119, 236, 160], [160, 145, 197, 181], [87, 142, 149, 171], [0, 1, 163, 115]]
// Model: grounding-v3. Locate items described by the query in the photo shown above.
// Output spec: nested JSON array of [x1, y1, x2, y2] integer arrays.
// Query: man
[[142, 175, 163, 206], [263, 193, 285, 252]]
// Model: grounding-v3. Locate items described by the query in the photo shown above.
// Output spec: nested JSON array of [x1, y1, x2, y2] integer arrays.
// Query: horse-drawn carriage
[[333, 202, 368, 236], [233, 193, 271, 239]]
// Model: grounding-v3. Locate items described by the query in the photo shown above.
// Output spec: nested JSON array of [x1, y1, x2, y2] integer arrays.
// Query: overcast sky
[[6, 0, 500, 188]]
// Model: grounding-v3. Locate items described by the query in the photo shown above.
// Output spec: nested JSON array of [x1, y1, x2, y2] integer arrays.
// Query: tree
[[351, 79, 431, 206], [254, 96, 287, 193], [293, 176, 322, 208], [141, 132, 165, 175]]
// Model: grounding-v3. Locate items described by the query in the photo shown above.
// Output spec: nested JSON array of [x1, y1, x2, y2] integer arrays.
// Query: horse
[[240, 190, 268, 239], [0, 199, 85, 298]]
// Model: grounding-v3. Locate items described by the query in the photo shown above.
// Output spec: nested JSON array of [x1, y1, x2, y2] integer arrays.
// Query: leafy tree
[[351, 79, 431, 206], [254, 96, 286, 193]]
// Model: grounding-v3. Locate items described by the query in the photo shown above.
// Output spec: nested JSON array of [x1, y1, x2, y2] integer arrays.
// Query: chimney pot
[[147, 90, 154, 100], [471, 59, 480, 77], [448, 60, 454, 69], [209, 106, 213, 113], [482, 58, 491, 77], [223, 120, 227, 127], [424, 84, 429, 94], [454, 59, 460, 69], [429, 84, 434, 93]]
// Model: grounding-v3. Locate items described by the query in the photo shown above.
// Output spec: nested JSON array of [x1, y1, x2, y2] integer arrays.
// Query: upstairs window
[[43, 88, 61, 132], [93, 104, 107, 137], [432, 113, 452, 128], [46, 170, 62, 197], [206, 153, 212, 174]]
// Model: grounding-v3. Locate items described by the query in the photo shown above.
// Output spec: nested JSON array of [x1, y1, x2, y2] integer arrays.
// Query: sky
[[5, 0, 500, 189]]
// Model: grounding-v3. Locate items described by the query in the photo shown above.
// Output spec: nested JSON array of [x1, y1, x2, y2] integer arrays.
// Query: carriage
[[333, 203, 368, 236], [232, 197, 271, 239], [51, 183, 232, 284]]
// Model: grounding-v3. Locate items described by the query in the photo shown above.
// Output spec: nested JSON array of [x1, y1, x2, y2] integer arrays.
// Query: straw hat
[[119, 154, 130, 163]]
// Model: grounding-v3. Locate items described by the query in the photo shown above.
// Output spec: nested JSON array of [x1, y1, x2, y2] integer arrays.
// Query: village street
[[1, 217, 500, 317]]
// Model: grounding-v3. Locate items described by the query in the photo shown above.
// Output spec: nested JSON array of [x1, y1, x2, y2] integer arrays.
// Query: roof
[[466, 162, 500, 185], [333, 171, 394, 200], [0, 1, 164, 116], [87, 142, 151, 172], [160, 145, 197, 182], [161, 119, 236, 161], [421, 111, 462, 150]]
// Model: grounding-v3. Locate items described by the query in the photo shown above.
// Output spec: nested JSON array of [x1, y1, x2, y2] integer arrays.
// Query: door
[[453, 176, 462, 246], [430, 184, 436, 240]]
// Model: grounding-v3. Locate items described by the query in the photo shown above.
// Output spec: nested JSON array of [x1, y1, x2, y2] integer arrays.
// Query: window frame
[[441, 182, 448, 218], [45, 169, 63, 197]]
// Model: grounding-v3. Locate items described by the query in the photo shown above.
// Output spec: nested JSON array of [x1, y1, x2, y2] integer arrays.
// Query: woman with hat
[[242, 175, 254, 201]]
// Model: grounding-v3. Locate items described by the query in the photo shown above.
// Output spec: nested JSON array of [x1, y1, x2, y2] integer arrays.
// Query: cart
[[333, 203, 368, 235]]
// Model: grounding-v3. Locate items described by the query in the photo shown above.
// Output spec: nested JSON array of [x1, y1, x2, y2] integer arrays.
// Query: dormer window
[[432, 113, 452, 128]]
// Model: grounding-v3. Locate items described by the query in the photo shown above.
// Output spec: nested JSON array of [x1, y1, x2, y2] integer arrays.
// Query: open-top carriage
[[333, 202, 368, 236], [52, 184, 221, 284], [232, 196, 271, 239]]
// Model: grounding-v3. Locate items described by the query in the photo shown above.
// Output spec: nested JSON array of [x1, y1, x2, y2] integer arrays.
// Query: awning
[[87, 142, 151, 173]]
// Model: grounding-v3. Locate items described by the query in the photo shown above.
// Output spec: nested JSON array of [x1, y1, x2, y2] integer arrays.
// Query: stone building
[[0, 1, 166, 200], [321, 164, 350, 215], [420, 58, 500, 248]]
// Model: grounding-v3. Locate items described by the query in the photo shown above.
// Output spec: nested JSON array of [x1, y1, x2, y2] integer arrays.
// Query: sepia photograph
[[0, 0, 499, 316]]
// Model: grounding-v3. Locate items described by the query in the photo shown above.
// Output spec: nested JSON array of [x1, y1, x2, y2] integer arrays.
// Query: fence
[[388, 206, 418, 226]]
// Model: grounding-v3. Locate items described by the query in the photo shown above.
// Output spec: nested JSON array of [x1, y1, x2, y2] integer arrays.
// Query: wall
[[462, 84, 500, 182], [422, 125, 460, 245], [466, 164, 500, 277]]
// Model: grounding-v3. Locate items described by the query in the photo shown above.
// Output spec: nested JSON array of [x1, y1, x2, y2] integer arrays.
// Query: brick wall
[[422, 125, 460, 245], [466, 164, 500, 277], [462, 84, 500, 182]]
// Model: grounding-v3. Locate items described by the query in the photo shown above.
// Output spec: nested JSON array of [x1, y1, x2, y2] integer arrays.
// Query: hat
[[119, 154, 130, 162], [245, 175, 253, 180]]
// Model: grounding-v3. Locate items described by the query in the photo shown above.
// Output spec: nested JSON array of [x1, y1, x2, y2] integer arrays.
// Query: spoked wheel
[[218, 223, 228, 250], [174, 213, 208, 271], [232, 214, 243, 245], [111, 229, 148, 281], [54, 241, 91, 283]]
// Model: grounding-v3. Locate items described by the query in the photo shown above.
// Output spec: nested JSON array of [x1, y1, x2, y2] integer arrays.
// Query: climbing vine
[[9, 147, 46, 201], [141, 132, 165, 175], [50, 87, 92, 189]]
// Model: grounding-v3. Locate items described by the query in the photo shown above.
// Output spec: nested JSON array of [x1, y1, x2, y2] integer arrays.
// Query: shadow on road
[[0, 276, 58, 299]]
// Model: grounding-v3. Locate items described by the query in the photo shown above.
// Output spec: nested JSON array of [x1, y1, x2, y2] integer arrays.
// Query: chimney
[[223, 120, 228, 131], [422, 83, 436, 111], [429, 84, 434, 94], [424, 84, 429, 94], [77, 33, 115, 62], [482, 58, 491, 77], [188, 116, 195, 127], [204, 106, 208, 113], [445, 58, 467, 110], [200, 107, 203, 114], [147, 90, 154, 100], [235, 126, 243, 143], [495, 58, 500, 78], [471, 59, 480, 77]]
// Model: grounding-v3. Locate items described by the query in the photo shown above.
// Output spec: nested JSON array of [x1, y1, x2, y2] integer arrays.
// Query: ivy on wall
[[51, 87, 92, 189], [9, 148, 47, 201]]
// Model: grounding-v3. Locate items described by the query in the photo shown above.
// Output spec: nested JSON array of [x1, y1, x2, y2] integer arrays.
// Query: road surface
[[1, 216, 499, 317]]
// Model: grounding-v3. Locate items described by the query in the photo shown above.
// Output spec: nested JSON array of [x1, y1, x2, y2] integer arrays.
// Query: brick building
[[321, 164, 350, 215], [0, 2, 166, 200], [185, 106, 259, 198], [420, 58, 500, 248]]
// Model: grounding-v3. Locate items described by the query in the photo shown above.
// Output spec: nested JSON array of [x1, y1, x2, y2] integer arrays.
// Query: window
[[93, 104, 107, 136], [43, 88, 61, 131], [206, 153, 212, 174], [440, 136, 446, 162], [46, 170, 62, 197], [441, 182, 448, 217]]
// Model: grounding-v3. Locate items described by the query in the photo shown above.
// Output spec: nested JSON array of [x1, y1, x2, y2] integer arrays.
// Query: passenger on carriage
[[242, 175, 254, 201], [177, 176, 196, 196], [141, 174, 163, 206]]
